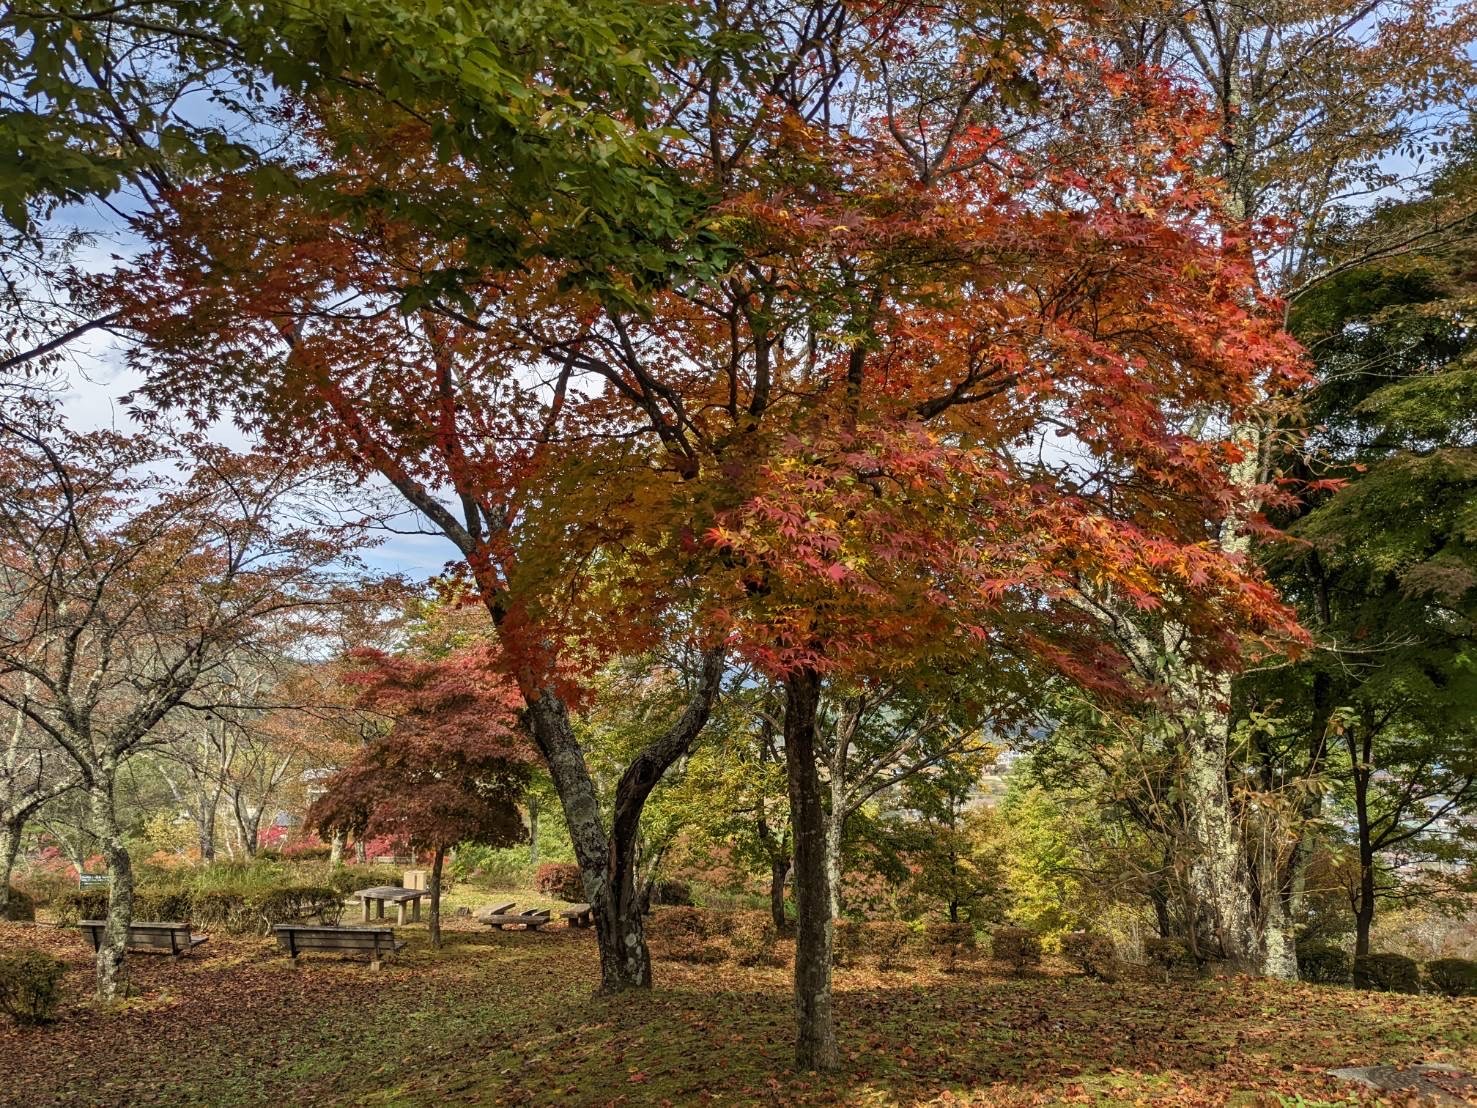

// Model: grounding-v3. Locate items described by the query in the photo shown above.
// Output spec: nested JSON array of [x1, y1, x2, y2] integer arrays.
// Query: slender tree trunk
[[329, 829, 345, 867], [769, 853, 791, 934], [355, 838, 367, 864], [91, 780, 134, 1001], [784, 669, 838, 1073], [429, 846, 445, 950], [527, 795, 539, 867], [1351, 721, 1376, 957], [0, 818, 20, 915], [823, 805, 844, 922], [198, 785, 217, 862]]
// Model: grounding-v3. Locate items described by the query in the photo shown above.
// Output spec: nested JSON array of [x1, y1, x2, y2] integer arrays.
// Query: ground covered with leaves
[[4, 919, 1476, 1107]]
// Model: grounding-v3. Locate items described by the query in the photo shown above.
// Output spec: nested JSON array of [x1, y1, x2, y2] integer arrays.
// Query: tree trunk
[[527, 795, 539, 867], [1183, 695, 1263, 974], [823, 803, 844, 923], [197, 785, 217, 862], [329, 829, 345, 867], [355, 838, 367, 864], [524, 693, 650, 992], [1350, 720, 1376, 957], [0, 819, 20, 915], [769, 853, 791, 934], [429, 846, 445, 950], [90, 781, 134, 1001], [784, 669, 838, 1073]]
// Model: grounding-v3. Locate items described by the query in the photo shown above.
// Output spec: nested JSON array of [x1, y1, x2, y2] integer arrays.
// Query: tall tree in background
[[311, 645, 535, 948], [1250, 147, 1477, 955], [0, 418, 365, 998], [1080, 0, 1477, 977]]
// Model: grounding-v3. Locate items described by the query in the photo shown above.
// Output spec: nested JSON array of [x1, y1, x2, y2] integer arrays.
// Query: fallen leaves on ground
[[3, 920, 1474, 1106]]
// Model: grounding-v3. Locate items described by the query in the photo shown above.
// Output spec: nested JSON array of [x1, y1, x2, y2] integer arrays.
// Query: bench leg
[[369, 957, 381, 972]]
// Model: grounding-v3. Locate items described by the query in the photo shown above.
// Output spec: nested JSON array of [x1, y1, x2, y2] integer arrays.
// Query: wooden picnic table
[[354, 885, 425, 926]]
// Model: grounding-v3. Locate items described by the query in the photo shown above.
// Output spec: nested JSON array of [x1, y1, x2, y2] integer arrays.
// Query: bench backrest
[[80, 921, 190, 953], [274, 925, 396, 955]]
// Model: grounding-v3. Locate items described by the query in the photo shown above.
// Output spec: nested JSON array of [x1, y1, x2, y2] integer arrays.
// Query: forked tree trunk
[[90, 780, 134, 1001], [784, 669, 838, 1073], [428, 846, 446, 950]]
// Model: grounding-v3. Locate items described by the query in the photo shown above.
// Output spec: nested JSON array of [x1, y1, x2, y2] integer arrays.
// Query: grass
[[5, 898, 1477, 1106]]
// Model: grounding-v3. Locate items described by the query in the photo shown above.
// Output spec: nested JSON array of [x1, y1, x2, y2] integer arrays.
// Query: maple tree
[[310, 645, 536, 948], [99, 4, 1315, 1066]]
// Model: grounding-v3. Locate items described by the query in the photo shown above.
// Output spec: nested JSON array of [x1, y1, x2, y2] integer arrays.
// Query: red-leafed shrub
[[1060, 931, 1118, 981], [992, 927, 1042, 973], [925, 922, 977, 972], [535, 862, 585, 903]]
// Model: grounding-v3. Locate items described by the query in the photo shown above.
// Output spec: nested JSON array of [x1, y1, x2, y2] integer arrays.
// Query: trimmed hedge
[[53, 889, 110, 927], [864, 921, 916, 971], [925, 922, 977, 973], [3, 887, 36, 922], [1296, 943, 1351, 985], [728, 911, 782, 967], [0, 950, 65, 1026], [1353, 952, 1421, 994], [1061, 931, 1118, 981], [1426, 958, 1477, 998], [648, 878, 694, 908], [534, 862, 585, 903], [992, 927, 1042, 973]]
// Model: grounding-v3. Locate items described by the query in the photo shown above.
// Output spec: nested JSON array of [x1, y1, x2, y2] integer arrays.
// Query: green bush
[[1061, 930, 1118, 981], [3, 886, 36, 922], [992, 927, 1043, 973], [1425, 958, 1477, 998], [251, 886, 344, 931], [1143, 937, 1196, 978], [0, 950, 65, 1026], [133, 889, 194, 923], [534, 862, 585, 903], [1296, 943, 1351, 985], [924, 922, 977, 972], [52, 888, 110, 927], [1353, 952, 1421, 994]]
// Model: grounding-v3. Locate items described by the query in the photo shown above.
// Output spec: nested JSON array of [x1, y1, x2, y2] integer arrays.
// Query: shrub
[[831, 919, 859, 968], [925, 922, 977, 973], [1426, 958, 1477, 998], [190, 891, 252, 931], [649, 879, 694, 907], [252, 886, 344, 931], [647, 906, 711, 940], [133, 889, 194, 923], [663, 935, 727, 964], [1060, 931, 1118, 981], [728, 911, 782, 967], [992, 927, 1042, 973], [0, 950, 65, 1026], [1353, 952, 1421, 994], [863, 921, 916, 971], [534, 862, 585, 903], [3, 887, 36, 922], [52, 889, 110, 927], [1143, 937, 1196, 979], [1296, 943, 1351, 985]]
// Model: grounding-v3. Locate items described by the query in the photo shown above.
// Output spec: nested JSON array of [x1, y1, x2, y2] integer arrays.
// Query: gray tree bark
[[784, 669, 838, 1072], [90, 780, 134, 1002], [0, 819, 20, 915]]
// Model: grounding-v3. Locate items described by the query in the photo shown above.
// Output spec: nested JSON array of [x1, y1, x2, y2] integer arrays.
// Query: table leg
[[376, 900, 385, 920], [412, 899, 421, 923], [397, 902, 407, 926], [361, 898, 370, 923]]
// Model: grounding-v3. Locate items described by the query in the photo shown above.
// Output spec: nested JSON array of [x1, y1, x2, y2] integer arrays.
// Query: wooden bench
[[273, 925, 406, 970], [481, 909, 553, 931], [560, 903, 594, 928], [473, 901, 517, 922], [80, 920, 207, 957]]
